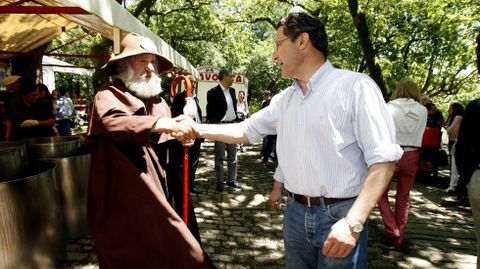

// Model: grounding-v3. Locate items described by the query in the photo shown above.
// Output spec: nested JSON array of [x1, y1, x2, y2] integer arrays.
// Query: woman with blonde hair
[[377, 77, 428, 248]]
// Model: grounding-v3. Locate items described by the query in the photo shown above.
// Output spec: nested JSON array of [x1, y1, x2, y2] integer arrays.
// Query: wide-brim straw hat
[[101, 33, 173, 76], [3, 75, 21, 86]]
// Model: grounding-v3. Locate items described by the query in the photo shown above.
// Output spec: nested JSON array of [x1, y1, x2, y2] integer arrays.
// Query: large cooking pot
[[27, 136, 82, 160], [0, 162, 63, 269], [0, 141, 28, 182], [40, 153, 91, 239]]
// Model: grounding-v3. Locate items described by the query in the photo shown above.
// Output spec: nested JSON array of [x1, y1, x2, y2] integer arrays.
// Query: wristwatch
[[344, 217, 363, 233]]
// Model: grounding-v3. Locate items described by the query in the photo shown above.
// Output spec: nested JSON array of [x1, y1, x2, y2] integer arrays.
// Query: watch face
[[352, 224, 363, 233]]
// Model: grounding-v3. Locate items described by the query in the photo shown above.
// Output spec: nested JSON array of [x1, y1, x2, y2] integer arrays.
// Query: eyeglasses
[[274, 37, 289, 51]]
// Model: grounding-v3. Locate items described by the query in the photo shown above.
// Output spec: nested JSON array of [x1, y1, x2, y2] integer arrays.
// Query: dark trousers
[[164, 140, 202, 244], [188, 139, 202, 189], [261, 135, 277, 160], [0, 123, 6, 141], [56, 119, 71, 136]]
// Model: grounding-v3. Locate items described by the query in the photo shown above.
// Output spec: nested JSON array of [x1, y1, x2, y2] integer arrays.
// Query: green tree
[[42, 0, 479, 109]]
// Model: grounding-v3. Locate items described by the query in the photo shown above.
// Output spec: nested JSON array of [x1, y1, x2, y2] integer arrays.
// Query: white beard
[[115, 66, 163, 98]]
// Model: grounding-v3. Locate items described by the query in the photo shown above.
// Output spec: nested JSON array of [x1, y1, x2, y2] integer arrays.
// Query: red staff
[[170, 75, 192, 224]]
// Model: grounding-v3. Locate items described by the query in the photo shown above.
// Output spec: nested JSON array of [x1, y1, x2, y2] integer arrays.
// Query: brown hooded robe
[[86, 80, 215, 269]]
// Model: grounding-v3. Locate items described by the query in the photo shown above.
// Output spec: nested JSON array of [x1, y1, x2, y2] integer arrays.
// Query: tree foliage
[[39, 0, 479, 113], [127, 0, 478, 109]]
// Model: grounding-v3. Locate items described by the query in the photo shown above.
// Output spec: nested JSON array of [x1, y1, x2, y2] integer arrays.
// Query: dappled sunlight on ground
[[60, 141, 477, 269]]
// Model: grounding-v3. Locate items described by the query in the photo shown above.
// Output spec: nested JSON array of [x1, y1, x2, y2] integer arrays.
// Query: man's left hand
[[322, 218, 359, 257]]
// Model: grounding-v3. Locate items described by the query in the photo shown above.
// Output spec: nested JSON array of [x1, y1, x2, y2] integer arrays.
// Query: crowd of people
[[1, 11, 479, 269], [0, 75, 89, 142], [376, 81, 476, 252]]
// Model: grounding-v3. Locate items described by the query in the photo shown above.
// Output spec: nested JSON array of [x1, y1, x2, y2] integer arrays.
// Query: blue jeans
[[56, 119, 71, 136], [284, 197, 368, 269]]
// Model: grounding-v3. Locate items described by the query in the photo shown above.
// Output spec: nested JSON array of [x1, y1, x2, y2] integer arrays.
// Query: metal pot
[[0, 141, 28, 182], [0, 162, 63, 269], [27, 136, 82, 160], [40, 153, 91, 239]]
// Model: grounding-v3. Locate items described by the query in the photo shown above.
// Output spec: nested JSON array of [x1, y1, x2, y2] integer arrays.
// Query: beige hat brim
[[3, 75, 21, 86], [101, 51, 173, 76]]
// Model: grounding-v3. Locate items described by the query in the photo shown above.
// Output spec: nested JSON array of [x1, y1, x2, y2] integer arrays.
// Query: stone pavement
[[60, 141, 477, 269]]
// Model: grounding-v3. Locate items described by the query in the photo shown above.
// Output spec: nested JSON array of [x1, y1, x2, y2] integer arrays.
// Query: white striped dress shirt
[[241, 61, 403, 197]]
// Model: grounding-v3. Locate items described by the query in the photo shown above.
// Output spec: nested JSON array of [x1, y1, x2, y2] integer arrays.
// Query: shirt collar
[[292, 60, 333, 93], [219, 83, 228, 91]]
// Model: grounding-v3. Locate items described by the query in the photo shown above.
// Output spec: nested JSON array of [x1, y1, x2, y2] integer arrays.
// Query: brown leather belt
[[220, 120, 235, 124], [288, 192, 354, 207]]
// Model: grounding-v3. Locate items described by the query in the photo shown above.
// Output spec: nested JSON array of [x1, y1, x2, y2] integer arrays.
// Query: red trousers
[[378, 150, 420, 246]]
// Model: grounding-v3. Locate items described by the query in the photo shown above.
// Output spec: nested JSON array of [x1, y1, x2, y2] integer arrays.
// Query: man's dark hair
[[37, 83, 52, 98], [20, 80, 38, 95], [59, 86, 67, 96], [218, 69, 230, 81], [425, 102, 436, 111], [276, 12, 329, 58]]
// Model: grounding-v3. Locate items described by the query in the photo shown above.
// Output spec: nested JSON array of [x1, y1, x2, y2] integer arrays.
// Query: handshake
[[152, 115, 201, 147], [20, 119, 40, 127], [170, 116, 201, 143]]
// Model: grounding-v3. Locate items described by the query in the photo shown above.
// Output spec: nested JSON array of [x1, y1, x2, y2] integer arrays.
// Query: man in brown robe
[[86, 33, 215, 268]]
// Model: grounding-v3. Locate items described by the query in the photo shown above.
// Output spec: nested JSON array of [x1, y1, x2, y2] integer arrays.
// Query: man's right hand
[[152, 117, 199, 141]]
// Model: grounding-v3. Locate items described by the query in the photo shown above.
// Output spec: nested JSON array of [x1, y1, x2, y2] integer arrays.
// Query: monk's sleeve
[[92, 88, 158, 146]]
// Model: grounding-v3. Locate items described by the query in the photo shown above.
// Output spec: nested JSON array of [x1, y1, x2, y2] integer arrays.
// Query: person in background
[[418, 102, 445, 181], [420, 95, 430, 106], [52, 89, 59, 99], [259, 90, 277, 165], [86, 32, 214, 268], [444, 103, 464, 193], [194, 12, 402, 269], [455, 98, 480, 269], [37, 83, 58, 135], [236, 90, 249, 120], [236, 90, 248, 152], [425, 102, 445, 128], [55, 86, 75, 136], [0, 75, 22, 141], [6, 81, 56, 141], [71, 91, 88, 126], [206, 68, 240, 192], [377, 78, 427, 249], [168, 74, 204, 244], [171, 74, 203, 194], [37, 83, 55, 115]]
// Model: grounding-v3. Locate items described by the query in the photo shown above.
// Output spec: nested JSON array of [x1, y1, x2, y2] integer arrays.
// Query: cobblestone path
[[61, 141, 477, 269]]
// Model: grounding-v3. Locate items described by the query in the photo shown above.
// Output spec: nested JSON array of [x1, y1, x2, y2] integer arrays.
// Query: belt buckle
[[306, 196, 311, 207]]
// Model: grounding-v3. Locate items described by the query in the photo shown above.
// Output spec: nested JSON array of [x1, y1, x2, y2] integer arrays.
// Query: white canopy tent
[[42, 56, 93, 91], [0, 0, 198, 77]]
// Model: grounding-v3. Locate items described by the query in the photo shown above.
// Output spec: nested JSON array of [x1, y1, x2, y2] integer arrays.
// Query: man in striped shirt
[[195, 12, 402, 269]]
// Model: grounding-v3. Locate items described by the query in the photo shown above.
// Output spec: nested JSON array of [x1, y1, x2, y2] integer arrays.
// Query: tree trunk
[[346, 0, 389, 101]]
